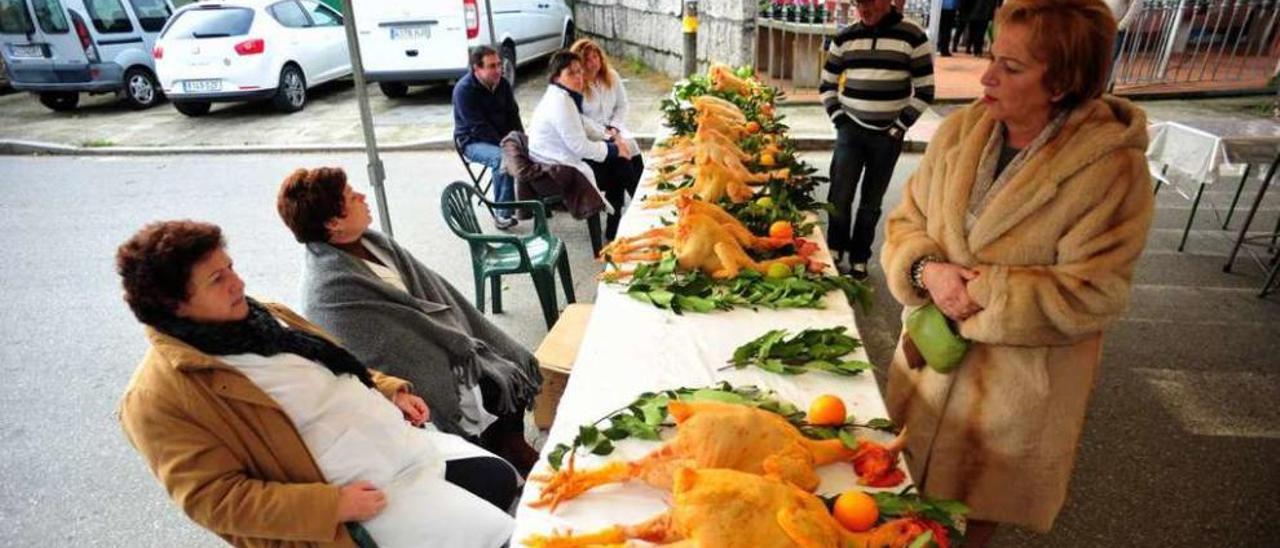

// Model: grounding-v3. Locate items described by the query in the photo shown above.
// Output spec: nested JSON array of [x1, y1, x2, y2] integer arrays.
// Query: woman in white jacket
[[570, 39, 645, 241], [527, 50, 633, 237]]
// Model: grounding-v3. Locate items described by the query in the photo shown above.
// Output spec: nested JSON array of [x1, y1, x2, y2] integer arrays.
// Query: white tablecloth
[[511, 163, 906, 543]]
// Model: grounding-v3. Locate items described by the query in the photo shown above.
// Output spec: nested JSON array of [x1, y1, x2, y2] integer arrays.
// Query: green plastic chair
[[441, 181, 575, 328]]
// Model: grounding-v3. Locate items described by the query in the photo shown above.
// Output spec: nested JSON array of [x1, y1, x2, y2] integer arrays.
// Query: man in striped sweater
[[820, 0, 934, 280]]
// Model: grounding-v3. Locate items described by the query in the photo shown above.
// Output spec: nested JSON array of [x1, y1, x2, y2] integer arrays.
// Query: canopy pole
[[339, 0, 393, 237]]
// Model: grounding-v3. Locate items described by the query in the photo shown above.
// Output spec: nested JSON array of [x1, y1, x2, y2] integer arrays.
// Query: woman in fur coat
[[879, 1, 1154, 544]]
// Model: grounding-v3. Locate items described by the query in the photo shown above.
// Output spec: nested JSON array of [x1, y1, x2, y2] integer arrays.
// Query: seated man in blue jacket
[[453, 45, 525, 229]]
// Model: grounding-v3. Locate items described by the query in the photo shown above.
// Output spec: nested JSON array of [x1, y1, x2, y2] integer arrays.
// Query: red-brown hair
[[277, 167, 348, 243], [116, 220, 224, 325], [996, 0, 1117, 110]]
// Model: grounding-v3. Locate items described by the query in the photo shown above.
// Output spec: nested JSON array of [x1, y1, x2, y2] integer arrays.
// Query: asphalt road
[[0, 151, 1277, 546]]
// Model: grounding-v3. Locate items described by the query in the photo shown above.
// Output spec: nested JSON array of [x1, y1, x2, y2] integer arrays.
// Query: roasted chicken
[[525, 467, 945, 548], [530, 401, 905, 511], [599, 209, 804, 280]]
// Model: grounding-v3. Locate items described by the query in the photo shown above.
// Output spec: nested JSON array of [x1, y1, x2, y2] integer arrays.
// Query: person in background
[[819, 0, 934, 280], [570, 38, 644, 241], [965, 0, 1000, 56], [879, 1, 1153, 545], [278, 167, 543, 476], [938, 0, 959, 56], [116, 220, 517, 548], [453, 45, 524, 230], [526, 50, 632, 220]]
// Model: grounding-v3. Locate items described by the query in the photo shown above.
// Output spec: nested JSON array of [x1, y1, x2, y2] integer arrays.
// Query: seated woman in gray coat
[[276, 166, 542, 475]]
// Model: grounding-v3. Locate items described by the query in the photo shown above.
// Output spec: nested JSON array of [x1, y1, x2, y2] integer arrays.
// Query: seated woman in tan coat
[[116, 220, 517, 548], [879, 0, 1154, 544]]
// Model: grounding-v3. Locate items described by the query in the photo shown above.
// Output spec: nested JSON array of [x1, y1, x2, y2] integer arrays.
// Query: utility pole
[[682, 0, 698, 77]]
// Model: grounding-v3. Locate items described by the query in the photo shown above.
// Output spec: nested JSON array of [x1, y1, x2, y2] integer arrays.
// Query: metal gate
[[1114, 0, 1280, 87]]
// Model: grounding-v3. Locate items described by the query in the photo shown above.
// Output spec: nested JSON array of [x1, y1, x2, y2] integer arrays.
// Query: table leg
[[1261, 252, 1280, 298], [1222, 163, 1252, 229], [1224, 154, 1280, 273], [1179, 182, 1206, 252]]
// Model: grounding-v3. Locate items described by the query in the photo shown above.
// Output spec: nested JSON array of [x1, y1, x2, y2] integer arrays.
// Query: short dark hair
[[547, 50, 581, 84], [469, 45, 498, 69], [277, 167, 348, 243], [116, 220, 225, 325]]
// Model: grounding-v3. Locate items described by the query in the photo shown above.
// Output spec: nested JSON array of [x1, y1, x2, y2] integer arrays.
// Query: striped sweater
[[820, 10, 935, 133]]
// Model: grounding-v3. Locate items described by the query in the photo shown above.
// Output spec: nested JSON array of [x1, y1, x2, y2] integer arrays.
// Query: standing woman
[[570, 38, 644, 240], [879, 0, 1152, 545]]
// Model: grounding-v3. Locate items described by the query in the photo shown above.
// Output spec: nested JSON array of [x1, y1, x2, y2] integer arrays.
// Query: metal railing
[[1114, 0, 1280, 87]]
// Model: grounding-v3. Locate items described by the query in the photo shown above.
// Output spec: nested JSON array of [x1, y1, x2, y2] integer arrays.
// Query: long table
[[511, 164, 908, 543]]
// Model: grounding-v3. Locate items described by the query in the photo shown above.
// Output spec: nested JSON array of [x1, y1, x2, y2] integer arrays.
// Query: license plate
[[390, 25, 430, 41], [11, 44, 42, 58], [182, 79, 221, 92]]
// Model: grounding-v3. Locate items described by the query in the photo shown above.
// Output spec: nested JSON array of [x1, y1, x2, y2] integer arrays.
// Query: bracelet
[[910, 255, 940, 291]]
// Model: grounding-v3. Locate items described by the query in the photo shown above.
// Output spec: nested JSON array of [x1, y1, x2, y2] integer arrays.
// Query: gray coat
[[300, 231, 541, 436]]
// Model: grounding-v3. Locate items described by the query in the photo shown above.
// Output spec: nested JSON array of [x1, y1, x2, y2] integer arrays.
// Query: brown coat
[[118, 302, 410, 548], [879, 97, 1153, 532]]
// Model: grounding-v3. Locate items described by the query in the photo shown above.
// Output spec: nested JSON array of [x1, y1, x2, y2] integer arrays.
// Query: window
[[162, 6, 252, 39], [126, 0, 168, 32], [85, 0, 133, 33], [300, 0, 339, 27], [0, 0, 36, 34], [31, 0, 70, 33], [268, 0, 307, 29]]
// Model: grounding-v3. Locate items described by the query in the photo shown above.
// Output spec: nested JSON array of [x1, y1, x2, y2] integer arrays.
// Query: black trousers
[[475, 375, 537, 477], [938, 9, 957, 55], [826, 123, 903, 264], [586, 154, 644, 240], [444, 456, 519, 511], [967, 19, 990, 55]]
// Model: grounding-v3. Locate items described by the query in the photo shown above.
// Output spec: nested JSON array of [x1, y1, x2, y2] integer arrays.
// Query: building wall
[[571, 0, 757, 78]]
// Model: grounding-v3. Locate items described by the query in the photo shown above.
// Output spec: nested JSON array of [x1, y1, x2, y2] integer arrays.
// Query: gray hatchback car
[[0, 0, 191, 110]]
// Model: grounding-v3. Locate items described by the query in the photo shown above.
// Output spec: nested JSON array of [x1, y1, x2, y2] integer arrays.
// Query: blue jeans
[[463, 142, 514, 217]]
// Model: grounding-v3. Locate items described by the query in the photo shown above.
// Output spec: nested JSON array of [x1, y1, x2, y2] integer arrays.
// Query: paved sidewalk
[[0, 59, 1275, 155]]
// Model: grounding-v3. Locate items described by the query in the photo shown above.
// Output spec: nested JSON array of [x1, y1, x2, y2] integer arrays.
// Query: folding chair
[[455, 138, 495, 216]]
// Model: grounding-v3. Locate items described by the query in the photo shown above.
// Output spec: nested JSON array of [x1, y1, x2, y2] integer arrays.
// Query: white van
[[352, 0, 572, 97], [0, 0, 190, 110]]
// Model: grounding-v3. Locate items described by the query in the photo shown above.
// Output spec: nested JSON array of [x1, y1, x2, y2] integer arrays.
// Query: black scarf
[[152, 298, 376, 388], [553, 82, 584, 113]]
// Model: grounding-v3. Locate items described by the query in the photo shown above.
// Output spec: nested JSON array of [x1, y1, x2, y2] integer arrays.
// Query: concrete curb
[[0, 134, 927, 156]]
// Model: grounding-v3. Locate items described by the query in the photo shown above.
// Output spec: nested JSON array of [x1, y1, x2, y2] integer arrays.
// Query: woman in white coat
[[571, 39, 644, 240], [527, 50, 633, 237]]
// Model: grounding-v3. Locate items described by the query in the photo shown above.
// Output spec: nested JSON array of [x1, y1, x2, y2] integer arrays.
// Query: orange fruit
[[769, 220, 794, 240], [832, 490, 879, 532], [745, 121, 761, 134], [807, 394, 846, 426], [759, 153, 777, 167]]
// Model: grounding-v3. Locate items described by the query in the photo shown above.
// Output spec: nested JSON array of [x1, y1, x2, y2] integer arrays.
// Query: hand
[[615, 138, 633, 160], [921, 262, 982, 321], [392, 391, 430, 426], [887, 126, 906, 141], [605, 126, 621, 139], [336, 481, 386, 522]]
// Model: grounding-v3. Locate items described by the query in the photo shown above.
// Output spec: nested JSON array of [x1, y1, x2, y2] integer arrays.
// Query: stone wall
[[571, 0, 757, 78]]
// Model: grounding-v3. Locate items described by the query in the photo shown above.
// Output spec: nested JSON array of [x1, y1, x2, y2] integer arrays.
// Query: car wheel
[[272, 64, 306, 113], [562, 22, 575, 49], [379, 81, 409, 98], [500, 42, 516, 87], [122, 67, 161, 110], [38, 92, 79, 111], [173, 101, 211, 117]]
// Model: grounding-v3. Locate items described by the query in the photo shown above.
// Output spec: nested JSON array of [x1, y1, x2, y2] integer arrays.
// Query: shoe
[[494, 215, 518, 230], [848, 262, 869, 281]]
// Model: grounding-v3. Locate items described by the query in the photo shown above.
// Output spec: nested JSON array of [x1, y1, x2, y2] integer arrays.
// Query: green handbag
[[905, 303, 970, 374]]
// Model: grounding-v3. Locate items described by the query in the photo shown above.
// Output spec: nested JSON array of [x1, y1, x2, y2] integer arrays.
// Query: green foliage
[[729, 327, 871, 376], [613, 253, 871, 314]]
